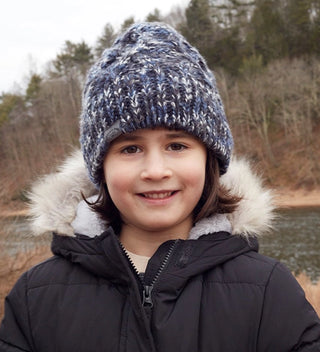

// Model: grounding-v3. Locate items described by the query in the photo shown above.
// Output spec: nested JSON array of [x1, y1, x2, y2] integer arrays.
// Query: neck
[[119, 222, 192, 257]]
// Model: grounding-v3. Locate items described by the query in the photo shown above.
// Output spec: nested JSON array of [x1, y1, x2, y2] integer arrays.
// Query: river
[[259, 207, 320, 281], [1, 207, 320, 280]]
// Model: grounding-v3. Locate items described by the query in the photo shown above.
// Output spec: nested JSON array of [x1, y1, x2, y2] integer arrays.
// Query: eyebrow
[[165, 131, 191, 139], [112, 130, 191, 144], [113, 134, 141, 143]]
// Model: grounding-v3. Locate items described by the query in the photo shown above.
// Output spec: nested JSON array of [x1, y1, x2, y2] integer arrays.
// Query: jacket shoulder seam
[[27, 255, 60, 271]]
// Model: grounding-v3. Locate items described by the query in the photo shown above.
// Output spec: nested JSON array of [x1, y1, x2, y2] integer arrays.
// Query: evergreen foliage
[[179, 0, 320, 72], [121, 17, 135, 32], [95, 24, 117, 58], [25, 74, 42, 102], [0, 94, 25, 126], [145, 9, 162, 22], [51, 40, 94, 78]]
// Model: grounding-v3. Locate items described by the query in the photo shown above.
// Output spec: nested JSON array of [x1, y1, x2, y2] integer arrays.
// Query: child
[[1, 22, 319, 351]]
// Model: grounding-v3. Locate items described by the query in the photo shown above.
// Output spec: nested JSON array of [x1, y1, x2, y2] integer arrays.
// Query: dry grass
[[296, 272, 320, 316], [0, 246, 51, 319], [0, 249, 319, 321]]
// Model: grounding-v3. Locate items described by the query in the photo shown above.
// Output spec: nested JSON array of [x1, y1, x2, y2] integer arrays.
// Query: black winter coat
[[1, 229, 320, 351], [1, 154, 320, 351]]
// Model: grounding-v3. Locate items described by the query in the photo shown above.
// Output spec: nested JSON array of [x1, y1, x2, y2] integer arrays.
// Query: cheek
[[183, 160, 206, 193], [103, 162, 128, 204], [105, 172, 128, 203]]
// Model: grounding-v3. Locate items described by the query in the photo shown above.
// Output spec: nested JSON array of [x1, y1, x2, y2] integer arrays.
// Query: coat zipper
[[142, 240, 178, 308], [119, 239, 178, 309]]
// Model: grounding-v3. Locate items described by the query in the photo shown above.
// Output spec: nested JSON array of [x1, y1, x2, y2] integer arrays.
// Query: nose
[[140, 152, 173, 180]]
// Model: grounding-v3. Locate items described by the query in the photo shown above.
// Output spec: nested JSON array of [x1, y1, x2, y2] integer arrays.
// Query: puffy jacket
[[1, 153, 319, 351]]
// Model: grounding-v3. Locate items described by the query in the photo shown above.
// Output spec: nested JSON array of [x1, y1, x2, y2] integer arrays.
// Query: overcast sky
[[1, 0, 188, 94]]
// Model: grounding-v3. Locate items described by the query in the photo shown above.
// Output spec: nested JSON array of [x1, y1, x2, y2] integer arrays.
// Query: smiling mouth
[[139, 191, 177, 199]]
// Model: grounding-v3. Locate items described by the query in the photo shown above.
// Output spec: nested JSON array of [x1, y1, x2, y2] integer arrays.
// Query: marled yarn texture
[[80, 22, 233, 187]]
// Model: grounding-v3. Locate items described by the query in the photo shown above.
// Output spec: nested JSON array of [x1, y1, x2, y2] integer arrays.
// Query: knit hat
[[80, 22, 233, 187]]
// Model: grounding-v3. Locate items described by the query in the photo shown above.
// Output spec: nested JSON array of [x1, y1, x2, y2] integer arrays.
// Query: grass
[[296, 272, 320, 315], [0, 246, 51, 318], [0, 248, 319, 320]]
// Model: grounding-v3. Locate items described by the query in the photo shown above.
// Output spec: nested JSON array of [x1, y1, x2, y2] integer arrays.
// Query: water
[[1, 208, 320, 280], [259, 207, 320, 281], [0, 216, 51, 255]]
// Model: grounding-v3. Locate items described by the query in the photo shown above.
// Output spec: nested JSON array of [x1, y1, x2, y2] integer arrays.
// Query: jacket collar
[[51, 228, 258, 286], [28, 150, 276, 239]]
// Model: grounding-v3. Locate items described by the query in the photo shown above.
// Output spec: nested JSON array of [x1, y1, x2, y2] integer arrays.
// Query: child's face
[[103, 128, 207, 238]]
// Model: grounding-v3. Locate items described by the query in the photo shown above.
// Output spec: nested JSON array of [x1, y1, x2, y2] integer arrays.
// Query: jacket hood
[[28, 150, 276, 239]]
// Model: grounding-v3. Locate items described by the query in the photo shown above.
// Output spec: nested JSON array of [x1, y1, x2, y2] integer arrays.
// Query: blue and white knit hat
[[80, 22, 233, 187]]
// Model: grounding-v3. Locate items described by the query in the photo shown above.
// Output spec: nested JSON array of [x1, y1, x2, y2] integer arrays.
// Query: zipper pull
[[142, 285, 154, 308]]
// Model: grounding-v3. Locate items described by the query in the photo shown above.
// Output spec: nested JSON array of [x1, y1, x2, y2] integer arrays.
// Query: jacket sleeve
[[0, 272, 34, 351], [257, 262, 320, 352]]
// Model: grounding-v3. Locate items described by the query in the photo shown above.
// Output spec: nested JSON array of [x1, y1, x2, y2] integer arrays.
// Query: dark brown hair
[[193, 155, 241, 222], [84, 152, 241, 233]]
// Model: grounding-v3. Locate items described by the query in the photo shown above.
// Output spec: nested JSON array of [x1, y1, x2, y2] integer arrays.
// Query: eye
[[121, 145, 141, 154], [168, 143, 187, 151]]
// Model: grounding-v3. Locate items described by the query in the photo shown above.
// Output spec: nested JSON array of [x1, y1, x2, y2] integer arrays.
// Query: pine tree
[[95, 23, 117, 58], [247, 0, 287, 63], [25, 74, 42, 102], [285, 0, 314, 57], [145, 9, 162, 22], [52, 40, 94, 78]]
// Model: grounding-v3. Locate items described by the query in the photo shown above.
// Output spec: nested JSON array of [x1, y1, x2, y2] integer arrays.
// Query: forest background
[[1, 0, 320, 212]]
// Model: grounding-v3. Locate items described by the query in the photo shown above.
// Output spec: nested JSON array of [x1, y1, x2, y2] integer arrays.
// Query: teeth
[[143, 192, 172, 199]]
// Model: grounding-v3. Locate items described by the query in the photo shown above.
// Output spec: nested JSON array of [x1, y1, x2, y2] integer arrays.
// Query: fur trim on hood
[[28, 150, 276, 239]]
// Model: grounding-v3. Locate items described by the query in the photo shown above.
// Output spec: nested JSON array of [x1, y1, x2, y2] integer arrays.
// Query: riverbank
[[0, 204, 29, 218], [1, 188, 319, 218], [274, 189, 320, 209]]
